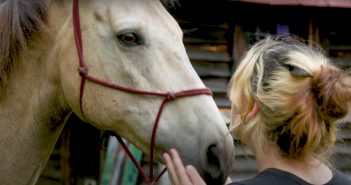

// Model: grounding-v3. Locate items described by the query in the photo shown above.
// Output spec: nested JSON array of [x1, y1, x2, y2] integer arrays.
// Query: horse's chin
[[203, 171, 226, 185]]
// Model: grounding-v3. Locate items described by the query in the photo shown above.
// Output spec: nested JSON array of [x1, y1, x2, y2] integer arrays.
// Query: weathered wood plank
[[191, 61, 232, 77], [202, 78, 229, 93], [178, 20, 230, 30], [214, 96, 232, 108], [180, 22, 230, 44], [186, 44, 232, 62]]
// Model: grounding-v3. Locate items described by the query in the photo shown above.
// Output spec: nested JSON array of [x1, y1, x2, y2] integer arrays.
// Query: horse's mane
[[0, 0, 48, 89], [161, 0, 180, 8]]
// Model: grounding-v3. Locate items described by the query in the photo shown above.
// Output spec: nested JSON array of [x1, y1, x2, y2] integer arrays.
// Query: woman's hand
[[163, 148, 207, 185]]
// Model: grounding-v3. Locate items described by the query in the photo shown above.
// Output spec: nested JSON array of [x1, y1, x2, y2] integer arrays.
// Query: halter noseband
[[72, 0, 212, 184]]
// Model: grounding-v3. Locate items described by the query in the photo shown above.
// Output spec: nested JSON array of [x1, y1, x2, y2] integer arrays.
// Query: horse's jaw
[[104, 95, 236, 185]]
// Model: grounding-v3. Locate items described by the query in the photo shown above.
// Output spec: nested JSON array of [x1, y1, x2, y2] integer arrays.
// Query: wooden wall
[[170, 0, 351, 181], [37, 115, 102, 185], [38, 1, 351, 184]]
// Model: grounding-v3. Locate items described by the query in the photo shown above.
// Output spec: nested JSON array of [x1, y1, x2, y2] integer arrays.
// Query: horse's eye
[[116, 30, 144, 46]]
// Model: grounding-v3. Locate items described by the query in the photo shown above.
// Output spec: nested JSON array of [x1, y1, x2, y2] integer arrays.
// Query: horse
[[0, 0, 236, 184]]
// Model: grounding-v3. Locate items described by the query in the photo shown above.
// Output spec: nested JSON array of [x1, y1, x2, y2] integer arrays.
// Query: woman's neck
[[255, 146, 333, 184]]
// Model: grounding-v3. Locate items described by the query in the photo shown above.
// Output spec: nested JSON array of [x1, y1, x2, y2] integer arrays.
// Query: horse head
[[57, 0, 235, 183], [0, 0, 235, 184]]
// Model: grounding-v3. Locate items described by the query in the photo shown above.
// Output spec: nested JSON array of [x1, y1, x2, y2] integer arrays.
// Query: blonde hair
[[229, 35, 351, 161]]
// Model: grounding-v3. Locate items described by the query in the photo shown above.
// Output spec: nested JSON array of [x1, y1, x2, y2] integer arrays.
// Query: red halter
[[72, 0, 212, 184]]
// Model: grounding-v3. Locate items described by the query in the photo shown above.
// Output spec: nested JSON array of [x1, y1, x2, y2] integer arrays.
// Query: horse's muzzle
[[203, 144, 226, 185]]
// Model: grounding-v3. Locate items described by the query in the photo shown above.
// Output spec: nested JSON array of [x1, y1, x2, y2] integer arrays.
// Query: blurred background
[[38, 0, 351, 184]]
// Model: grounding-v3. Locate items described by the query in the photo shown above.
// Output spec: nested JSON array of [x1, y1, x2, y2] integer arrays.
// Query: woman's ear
[[245, 102, 259, 122]]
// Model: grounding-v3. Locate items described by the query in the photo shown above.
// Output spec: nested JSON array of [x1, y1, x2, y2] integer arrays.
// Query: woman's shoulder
[[228, 168, 307, 185], [327, 168, 351, 185], [228, 168, 351, 185]]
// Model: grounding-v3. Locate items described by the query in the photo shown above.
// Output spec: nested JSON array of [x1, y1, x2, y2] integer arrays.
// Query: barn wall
[[170, 0, 351, 181], [38, 1, 351, 184]]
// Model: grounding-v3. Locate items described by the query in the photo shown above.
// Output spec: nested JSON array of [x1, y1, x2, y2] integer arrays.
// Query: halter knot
[[166, 92, 176, 100], [78, 66, 88, 76]]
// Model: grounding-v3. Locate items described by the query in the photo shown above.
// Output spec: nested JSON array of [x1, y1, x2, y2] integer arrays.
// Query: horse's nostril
[[207, 144, 221, 169], [204, 144, 226, 184], [204, 171, 225, 185]]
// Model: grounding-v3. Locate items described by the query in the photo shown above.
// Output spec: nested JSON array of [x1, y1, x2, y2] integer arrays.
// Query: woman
[[163, 36, 351, 185]]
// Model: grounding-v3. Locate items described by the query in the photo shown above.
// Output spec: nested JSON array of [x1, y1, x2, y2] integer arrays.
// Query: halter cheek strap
[[72, 0, 213, 184]]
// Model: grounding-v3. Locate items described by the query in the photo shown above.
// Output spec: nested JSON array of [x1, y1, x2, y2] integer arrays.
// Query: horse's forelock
[[0, 0, 48, 89]]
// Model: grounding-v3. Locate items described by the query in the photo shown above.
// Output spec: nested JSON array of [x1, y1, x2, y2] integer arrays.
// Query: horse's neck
[[0, 36, 70, 185]]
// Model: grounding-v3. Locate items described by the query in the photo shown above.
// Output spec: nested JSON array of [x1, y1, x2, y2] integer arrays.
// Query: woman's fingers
[[163, 152, 180, 185], [163, 149, 203, 185], [169, 149, 193, 185], [164, 149, 207, 185], [186, 165, 206, 185]]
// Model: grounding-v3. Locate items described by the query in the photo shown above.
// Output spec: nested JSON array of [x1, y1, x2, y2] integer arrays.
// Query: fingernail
[[186, 165, 194, 170]]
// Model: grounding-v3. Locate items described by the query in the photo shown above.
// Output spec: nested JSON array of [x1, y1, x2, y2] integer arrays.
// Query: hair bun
[[311, 66, 349, 119]]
